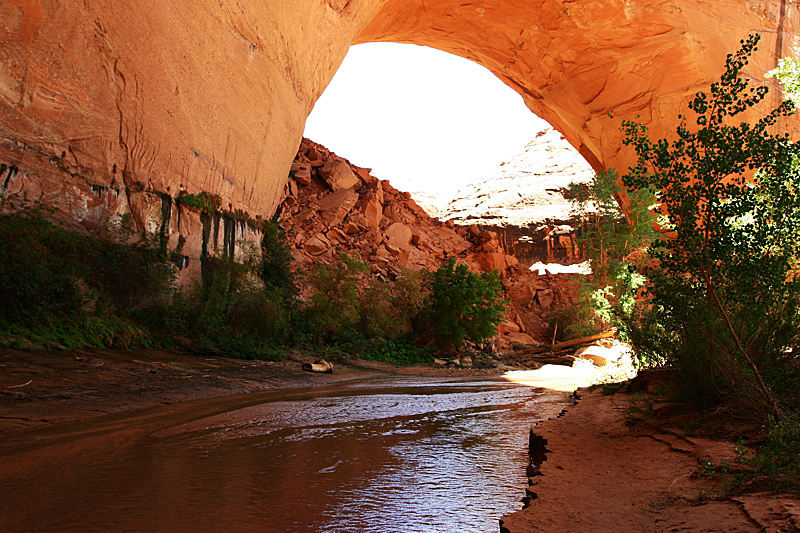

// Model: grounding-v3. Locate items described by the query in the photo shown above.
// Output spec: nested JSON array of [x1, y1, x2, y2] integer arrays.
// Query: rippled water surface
[[0, 377, 568, 533]]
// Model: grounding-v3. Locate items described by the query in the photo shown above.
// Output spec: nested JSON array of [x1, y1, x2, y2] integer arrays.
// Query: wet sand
[[0, 348, 502, 436]]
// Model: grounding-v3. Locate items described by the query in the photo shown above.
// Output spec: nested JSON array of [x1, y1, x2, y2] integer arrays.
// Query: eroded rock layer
[[444, 127, 595, 266], [1, 0, 798, 251]]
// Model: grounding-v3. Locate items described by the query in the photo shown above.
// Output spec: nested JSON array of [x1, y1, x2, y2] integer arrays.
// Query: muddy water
[[0, 377, 568, 533]]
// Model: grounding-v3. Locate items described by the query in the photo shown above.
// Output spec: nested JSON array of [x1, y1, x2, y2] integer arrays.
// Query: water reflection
[[0, 378, 568, 533]]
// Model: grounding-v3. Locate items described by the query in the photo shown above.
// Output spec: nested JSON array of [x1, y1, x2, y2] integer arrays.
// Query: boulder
[[304, 234, 330, 255], [290, 162, 312, 186], [385, 222, 413, 248], [320, 159, 360, 191], [497, 321, 521, 334], [318, 189, 358, 226], [355, 181, 384, 228], [509, 283, 535, 307], [536, 289, 555, 310], [474, 252, 506, 272], [504, 332, 538, 346]]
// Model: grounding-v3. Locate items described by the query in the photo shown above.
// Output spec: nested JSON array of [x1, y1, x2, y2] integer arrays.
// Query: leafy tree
[[568, 169, 658, 335], [261, 216, 296, 294], [621, 34, 800, 419], [766, 45, 800, 104], [304, 253, 370, 340], [417, 258, 506, 352]]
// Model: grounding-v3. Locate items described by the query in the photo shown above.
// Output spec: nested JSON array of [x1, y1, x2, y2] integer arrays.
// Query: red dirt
[[500, 391, 800, 532]]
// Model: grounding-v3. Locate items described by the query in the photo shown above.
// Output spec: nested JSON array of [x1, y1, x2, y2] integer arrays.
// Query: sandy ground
[[500, 390, 800, 533], [0, 348, 502, 436], [2, 348, 798, 532]]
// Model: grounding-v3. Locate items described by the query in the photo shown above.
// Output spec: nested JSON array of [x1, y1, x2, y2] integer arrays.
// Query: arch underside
[[355, 0, 799, 177], [0, 0, 797, 224]]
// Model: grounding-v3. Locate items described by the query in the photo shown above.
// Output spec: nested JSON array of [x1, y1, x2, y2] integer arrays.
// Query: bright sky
[[303, 43, 548, 199]]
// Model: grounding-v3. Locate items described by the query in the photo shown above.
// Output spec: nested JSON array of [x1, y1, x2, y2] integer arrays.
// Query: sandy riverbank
[[500, 390, 800, 532], [0, 348, 508, 436]]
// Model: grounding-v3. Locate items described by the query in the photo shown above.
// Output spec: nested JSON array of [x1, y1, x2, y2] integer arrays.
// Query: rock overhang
[[0, 0, 797, 235]]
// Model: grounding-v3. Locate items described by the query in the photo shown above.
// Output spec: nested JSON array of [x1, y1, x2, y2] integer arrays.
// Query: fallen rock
[[385, 222, 413, 248], [509, 283, 536, 307], [497, 321, 521, 334], [290, 162, 312, 185], [320, 159, 360, 191], [319, 188, 358, 226], [474, 252, 507, 272], [536, 288, 555, 309], [304, 234, 330, 255], [504, 331, 539, 346]]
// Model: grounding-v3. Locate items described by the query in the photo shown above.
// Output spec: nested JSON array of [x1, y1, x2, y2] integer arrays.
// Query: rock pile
[[277, 138, 588, 354], [276, 138, 522, 279]]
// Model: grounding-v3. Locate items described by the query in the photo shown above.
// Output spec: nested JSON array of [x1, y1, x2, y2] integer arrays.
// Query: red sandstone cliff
[[1, 0, 797, 260]]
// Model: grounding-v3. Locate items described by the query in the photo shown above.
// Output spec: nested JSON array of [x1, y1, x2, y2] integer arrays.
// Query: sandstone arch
[[0, 1, 798, 237]]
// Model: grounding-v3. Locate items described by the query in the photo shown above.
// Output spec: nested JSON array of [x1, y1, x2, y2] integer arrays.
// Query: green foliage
[[260, 216, 296, 293], [621, 34, 800, 419], [766, 45, 800, 104], [359, 269, 426, 341], [741, 415, 800, 493], [416, 258, 507, 352], [361, 335, 434, 366], [177, 191, 222, 215], [303, 253, 370, 340], [0, 206, 175, 349], [561, 169, 657, 339], [0, 202, 504, 364]]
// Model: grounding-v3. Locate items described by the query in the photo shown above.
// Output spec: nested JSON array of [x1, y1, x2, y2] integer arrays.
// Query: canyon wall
[[1, 0, 798, 261], [444, 127, 595, 266]]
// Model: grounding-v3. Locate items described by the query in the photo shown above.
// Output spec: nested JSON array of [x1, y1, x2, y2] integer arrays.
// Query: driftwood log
[[302, 359, 334, 373]]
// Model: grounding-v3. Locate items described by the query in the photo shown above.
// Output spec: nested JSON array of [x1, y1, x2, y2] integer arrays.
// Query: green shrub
[[416, 258, 506, 352], [361, 335, 434, 366], [261, 216, 296, 294], [358, 269, 425, 341], [177, 191, 222, 215], [739, 415, 800, 494], [303, 253, 369, 340], [0, 206, 175, 349]]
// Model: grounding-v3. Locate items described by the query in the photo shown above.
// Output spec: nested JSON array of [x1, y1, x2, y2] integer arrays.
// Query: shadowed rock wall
[[1, 0, 798, 259]]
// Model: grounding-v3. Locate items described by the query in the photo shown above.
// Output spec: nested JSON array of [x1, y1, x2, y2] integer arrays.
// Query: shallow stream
[[0, 376, 568, 532]]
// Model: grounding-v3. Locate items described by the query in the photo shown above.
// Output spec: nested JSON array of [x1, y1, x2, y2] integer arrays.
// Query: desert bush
[[359, 269, 426, 341], [261, 216, 296, 294], [621, 34, 800, 419], [0, 206, 175, 349], [303, 253, 370, 341], [415, 258, 506, 352], [361, 334, 434, 366]]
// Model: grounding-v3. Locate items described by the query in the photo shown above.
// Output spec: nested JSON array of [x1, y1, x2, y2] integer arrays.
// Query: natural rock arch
[[0, 0, 797, 233], [355, 0, 800, 175]]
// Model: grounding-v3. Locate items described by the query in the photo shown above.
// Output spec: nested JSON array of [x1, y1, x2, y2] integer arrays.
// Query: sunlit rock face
[[444, 128, 594, 229], [442, 127, 595, 266], [0, 0, 797, 251]]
